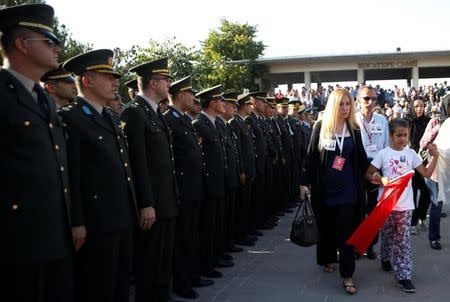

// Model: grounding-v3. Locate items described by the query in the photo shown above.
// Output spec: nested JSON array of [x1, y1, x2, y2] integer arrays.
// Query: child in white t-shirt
[[366, 118, 439, 293]]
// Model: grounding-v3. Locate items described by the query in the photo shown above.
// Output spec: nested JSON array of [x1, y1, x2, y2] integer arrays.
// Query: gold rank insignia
[[197, 136, 202, 145], [119, 121, 126, 130]]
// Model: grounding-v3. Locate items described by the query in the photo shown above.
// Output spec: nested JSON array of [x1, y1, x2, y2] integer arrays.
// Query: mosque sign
[[358, 60, 417, 69]]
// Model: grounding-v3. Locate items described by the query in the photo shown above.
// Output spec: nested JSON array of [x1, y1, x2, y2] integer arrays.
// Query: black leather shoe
[[173, 288, 199, 300], [227, 245, 244, 253], [381, 260, 393, 272], [250, 230, 263, 236], [215, 259, 234, 268], [247, 235, 258, 241], [222, 254, 233, 261], [366, 247, 377, 259], [237, 239, 255, 246], [202, 270, 223, 278], [192, 278, 214, 287]]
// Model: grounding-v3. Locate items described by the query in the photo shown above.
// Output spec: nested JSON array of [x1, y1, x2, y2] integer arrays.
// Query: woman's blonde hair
[[319, 88, 358, 151]]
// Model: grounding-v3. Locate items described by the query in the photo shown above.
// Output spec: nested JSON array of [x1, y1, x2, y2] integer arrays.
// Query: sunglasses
[[24, 37, 58, 47], [361, 96, 377, 102]]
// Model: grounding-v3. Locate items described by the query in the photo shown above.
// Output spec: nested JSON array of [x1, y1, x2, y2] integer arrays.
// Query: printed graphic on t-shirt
[[389, 156, 410, 176]]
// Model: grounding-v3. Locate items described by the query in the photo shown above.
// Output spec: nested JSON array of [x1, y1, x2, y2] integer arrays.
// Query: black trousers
[[280, 162, 291, 208], [173, 200, 201, 292], [225, 188, 238, 248], [411, 173, 431, 226], [290, 159, 300, 202], [366, 182, 380, 247], [1, 255, 73, 302], [236, 178, 253, 241], [251, 172, 266, 229], [214, 197, 227, 259], [134, 218, 176, 302], [199, 198, 217, 274], [75, 229, 132, 302], [316, 204, 358, 278]]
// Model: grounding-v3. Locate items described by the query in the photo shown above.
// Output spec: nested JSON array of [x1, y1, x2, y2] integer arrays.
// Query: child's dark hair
[[388, 118, 410, 134]]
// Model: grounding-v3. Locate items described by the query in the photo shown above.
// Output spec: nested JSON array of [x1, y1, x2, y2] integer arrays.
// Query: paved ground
[[182, 205, 450, 302]]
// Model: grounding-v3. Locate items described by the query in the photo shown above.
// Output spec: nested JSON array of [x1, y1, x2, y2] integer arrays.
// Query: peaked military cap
[[237, 92, 251, 106], [266, 96, 277, 108], [276, 96, 289, 107], [41, 63, 74, 83], [63, 49, 122, 78], [0, 4, 60, 44], [195, 84, 225, 101], [125, 79, 138, 90], [298, 104, 306, 113], [288, 98, 300, 105], [249, 91, 268, 103], [222, 91, 240, 105], [129, 57, 173, 79], [169, 76, 195, 95]]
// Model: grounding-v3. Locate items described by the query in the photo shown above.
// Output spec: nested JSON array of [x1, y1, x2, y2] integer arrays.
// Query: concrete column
[[304, 71, 311, 89], [412, 66, 419, 88], [357, 69, 364, 85]]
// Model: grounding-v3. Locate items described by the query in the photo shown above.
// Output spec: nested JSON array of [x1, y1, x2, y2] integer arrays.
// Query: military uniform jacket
[[216, 118, 240, 190], [287, 116, 307, 163], [259, 116, 277, 161], [121, 96, 179, 218], [229, 115, 255, 179], [274, 115, 294, 163], [0, 70, 71, 264], [269, 118, 283, 161], [192, 113, 226, 200], [245, 112, 266, 176], [58, 97, 138, 233], [163, 105, 204, 202]]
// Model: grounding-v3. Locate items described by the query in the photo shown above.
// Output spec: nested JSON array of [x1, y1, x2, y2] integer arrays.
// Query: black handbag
[[290, 195, 319, 247]]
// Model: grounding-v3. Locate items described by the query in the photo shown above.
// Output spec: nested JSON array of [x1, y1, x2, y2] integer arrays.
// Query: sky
[[46, 0, 450, 58]]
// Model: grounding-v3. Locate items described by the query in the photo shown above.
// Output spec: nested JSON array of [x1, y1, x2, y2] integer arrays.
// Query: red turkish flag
[[346, 171, 414, 254]]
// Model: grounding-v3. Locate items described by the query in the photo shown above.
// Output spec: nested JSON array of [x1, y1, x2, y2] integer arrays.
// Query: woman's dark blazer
[[301, 120, 370, 223]]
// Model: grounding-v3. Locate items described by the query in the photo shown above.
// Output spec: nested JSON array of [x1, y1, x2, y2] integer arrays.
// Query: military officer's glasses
[[24, 37, 58, 47]]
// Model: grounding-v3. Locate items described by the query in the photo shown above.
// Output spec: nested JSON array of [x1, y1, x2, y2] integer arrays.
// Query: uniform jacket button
[[11, 204, 19, 211]]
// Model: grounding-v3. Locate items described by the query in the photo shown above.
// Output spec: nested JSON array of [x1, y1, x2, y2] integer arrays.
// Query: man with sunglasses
[[121, 58, 179, 302], [356, 85, 389, 259], [0, 4, 74, 302], [42, 64, 77, 109]]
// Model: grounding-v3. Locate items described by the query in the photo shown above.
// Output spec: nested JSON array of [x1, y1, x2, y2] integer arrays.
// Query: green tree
[[197, 19, 268, 91], [0, 0, 92, 63], [115, 38, 201, 102]]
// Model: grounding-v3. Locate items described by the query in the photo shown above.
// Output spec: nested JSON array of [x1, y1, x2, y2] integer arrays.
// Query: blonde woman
[[300, 88, 369, 295]]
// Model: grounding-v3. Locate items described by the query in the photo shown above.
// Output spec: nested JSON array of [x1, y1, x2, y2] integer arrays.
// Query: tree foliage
[[197, 19, 268, 92]]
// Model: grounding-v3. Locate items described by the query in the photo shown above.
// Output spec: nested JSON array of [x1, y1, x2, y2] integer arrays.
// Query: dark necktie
[[102, 107, 115, 131], [33, 83, 50, 119]]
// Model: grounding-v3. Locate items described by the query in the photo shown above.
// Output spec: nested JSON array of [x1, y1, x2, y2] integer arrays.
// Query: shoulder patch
[[82, 105, 93, 115]]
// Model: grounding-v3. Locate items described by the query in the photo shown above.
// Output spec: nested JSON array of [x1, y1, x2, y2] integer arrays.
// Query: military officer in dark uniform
[[0, 4, 74, 302], [287, 101, 307, 206], [265, 98, 283, 220], [251, 93, 277, 230], [219, 92, 244, 254], [229, 93, 257, 246], [274, 97, 294, 213], [246, 92, 268, 237], [192, 85, 228, 279], [42, 64, 77, 109], [60, 49, 138, 302], [120, 58, 179, 302], [164, 76, 213, 299], [125, 78, 138, 100]]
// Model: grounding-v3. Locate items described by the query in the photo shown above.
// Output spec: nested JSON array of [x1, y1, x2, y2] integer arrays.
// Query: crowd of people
[[1, 3, 450, 302]]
